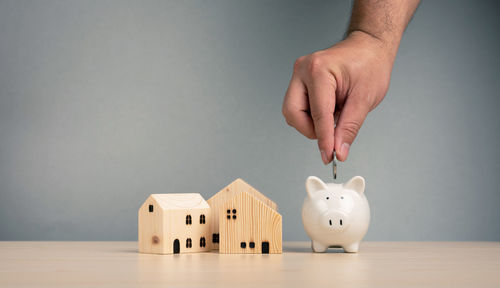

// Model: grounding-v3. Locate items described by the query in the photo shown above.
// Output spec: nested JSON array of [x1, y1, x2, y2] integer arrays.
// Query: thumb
[[334, 96, 370, 161]]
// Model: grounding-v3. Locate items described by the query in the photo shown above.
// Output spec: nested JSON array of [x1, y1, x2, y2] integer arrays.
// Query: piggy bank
[[302, 176, 370, 253]]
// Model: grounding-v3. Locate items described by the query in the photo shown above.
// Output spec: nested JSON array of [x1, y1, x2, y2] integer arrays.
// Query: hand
[[282, 31, 396, 164]]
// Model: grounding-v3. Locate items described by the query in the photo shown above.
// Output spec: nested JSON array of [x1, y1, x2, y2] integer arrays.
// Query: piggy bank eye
[[326, 197, 329, 200], [341, 196, 344, 199]]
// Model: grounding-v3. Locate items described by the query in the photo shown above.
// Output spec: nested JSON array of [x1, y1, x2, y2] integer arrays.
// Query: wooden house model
[[138, 193, 211, 254], [207, 179, 282, 254]]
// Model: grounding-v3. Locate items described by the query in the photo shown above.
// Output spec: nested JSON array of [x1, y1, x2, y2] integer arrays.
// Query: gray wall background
[[0, 0, 499, 241]]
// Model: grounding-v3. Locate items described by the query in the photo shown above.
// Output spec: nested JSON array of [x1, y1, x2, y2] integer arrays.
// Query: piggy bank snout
[[321, 210, 349, 231]]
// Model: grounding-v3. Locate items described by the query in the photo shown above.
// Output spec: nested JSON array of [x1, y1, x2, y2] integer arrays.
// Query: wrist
[[346, 29, 400, 62]]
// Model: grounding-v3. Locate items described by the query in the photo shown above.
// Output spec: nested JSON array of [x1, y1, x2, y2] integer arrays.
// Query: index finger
[[282, 76, 316, 139], [307, 74, 336, 164]]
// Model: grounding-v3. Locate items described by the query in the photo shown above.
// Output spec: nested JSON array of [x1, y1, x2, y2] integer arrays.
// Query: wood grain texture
[[1, 242, 499, 288], [219, 191, 282, 254], [138, 194, 211, 254], [138, 196, 166, 254], [207, 178, 278, 250]]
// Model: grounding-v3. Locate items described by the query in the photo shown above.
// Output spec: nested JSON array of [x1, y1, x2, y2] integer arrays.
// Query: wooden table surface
[[1, 241, 499, 287]]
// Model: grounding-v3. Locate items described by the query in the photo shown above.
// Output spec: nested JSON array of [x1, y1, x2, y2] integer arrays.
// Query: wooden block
[[138, 193, 211, 254], [219, 191, 282, 254], [207, 178, 278, 250]]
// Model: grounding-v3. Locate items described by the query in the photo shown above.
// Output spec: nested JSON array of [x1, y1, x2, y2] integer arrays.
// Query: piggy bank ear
[[306, 176, 328, 198], [344, 176, 365, 194]]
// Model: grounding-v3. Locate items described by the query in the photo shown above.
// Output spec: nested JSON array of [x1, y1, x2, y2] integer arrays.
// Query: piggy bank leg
[[311, 241, 328, 253], [343, 242, 360, 253]]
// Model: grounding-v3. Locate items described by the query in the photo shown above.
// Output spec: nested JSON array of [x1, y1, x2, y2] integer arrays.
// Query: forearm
[[347, 0, 420, 57]]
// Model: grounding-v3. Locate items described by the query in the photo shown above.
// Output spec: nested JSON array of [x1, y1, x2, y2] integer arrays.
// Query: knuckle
[[317, 135, 331, 146], [282, 106, 290, 119], [340, 120, 361, 140], [293, 57, 305, 72], [310, 111, 330, 122], [281, 106, 294, 126], [308, 53, 325, 74], [305, 133, 316, 140], [281, 105, 288, 118]]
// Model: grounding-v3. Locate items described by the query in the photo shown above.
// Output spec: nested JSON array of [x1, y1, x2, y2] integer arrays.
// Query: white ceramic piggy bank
[[302, 176, 370, 253]]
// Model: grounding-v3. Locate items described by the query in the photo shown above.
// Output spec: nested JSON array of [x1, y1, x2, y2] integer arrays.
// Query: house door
[[262, 241, 269, 254], [173, 239, 180, 254]]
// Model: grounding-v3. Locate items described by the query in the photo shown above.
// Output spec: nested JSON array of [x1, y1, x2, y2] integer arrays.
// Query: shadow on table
[[116, 243, 347, 254], [283, 244, 346, 254]]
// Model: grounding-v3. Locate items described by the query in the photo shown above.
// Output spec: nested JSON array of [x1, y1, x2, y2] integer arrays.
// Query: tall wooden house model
[[207, 178, 282, 254], [138, 179, 282, 254]]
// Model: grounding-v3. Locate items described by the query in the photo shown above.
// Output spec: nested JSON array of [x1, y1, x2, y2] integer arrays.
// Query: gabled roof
[[208, 178, 278, 211], [149, 193, 210, 210]]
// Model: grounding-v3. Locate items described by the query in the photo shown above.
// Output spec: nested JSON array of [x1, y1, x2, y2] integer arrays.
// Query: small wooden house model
[[207, 179, 282, 254], [138, 193, 211, 254]]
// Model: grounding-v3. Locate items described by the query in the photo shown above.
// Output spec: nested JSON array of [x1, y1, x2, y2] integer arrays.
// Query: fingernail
[[340, 143, 350, 160], [320, 150, 328, 165]]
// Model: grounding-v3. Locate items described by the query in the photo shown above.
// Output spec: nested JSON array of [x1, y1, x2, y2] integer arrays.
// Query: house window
[[186, 215, 192, 225], [200, 237, 206, 247], [249, 242, 255, 248], [240, 242, 246, 248], [200, 214, 206, 224], [212, 233, 219, 243], [186, 238, 192, 248], [227, 208, 237, 220], [148, 205, 153, 212]]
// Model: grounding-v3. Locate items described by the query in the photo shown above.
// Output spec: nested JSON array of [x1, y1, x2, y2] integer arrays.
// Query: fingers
[[283, 54, 339, 165], [282, 76, 316, 139], [334, 93, 369, 161], [307, 74, 336, 164]]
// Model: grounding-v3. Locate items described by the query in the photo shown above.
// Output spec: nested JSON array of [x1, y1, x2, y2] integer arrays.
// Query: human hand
[[282, 31, 396, 164]]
